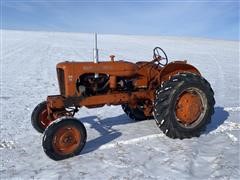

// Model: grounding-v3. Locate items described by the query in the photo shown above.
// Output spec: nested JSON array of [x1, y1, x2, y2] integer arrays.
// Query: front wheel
[[153, 73, 215, 139], [42, 118, 87, 161], [31, 101, 52, 133]]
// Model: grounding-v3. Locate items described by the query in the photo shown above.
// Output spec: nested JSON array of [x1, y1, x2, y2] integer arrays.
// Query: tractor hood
[[57, 61, 139, 77]]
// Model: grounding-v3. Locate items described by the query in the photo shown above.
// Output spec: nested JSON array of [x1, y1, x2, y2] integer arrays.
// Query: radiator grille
[[57, 68, 65, 96]]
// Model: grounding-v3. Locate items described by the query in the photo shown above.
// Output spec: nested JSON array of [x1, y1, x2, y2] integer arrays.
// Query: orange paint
[[52, 126, 81, 155], [175, 92, 203, 124], [46, 56, 201, 121]]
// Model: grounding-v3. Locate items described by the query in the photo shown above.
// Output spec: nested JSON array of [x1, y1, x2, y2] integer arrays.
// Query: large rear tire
[[122, 104, 153, 121], [42, 118, 87, 161], [153, 73, 215, 139]]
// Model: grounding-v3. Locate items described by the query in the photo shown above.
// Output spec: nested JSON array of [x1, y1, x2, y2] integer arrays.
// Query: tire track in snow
[[0, 140, 15, 150], [224, 107, 240, 112], [99, 134, 165, 150]]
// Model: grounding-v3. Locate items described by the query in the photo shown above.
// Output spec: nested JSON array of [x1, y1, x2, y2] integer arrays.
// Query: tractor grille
[[57, 68, 65, 96]]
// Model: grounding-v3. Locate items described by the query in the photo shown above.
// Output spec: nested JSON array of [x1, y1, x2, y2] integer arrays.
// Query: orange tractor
[[31, 34, 215, 160]]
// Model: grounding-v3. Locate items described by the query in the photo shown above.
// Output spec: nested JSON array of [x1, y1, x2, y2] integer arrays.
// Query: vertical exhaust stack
[[93, 33, 99, 78]]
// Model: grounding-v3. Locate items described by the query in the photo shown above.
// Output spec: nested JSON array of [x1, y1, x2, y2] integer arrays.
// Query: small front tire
[[31, 101, 51, 133], [42, 117, 87, 161]]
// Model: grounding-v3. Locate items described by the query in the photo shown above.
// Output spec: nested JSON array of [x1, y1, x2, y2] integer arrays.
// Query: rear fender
[[160, 61, 201, 82]]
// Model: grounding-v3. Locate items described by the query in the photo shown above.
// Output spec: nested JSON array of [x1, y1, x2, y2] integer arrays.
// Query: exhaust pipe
[[93, 32, 99, 63], [93, 33, 99, 78]]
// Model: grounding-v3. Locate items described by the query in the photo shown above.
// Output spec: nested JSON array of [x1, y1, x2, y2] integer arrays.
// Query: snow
[[0, 30, 239, 179]]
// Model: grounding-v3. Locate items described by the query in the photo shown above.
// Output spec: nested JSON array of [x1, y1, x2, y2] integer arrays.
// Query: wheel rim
[[175, 87, 207, 128], [39, 109, 51, 129], [52, 126, 81, 155]]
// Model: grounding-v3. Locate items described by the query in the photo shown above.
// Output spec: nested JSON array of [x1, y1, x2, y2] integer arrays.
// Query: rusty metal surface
[[47, 95, 65, 109], [159, 62, 201, 82], [47, 59, 202, 121], [175, 91, 203, 124], [57, 61, 139, 96], [52, 126, 81, 155]]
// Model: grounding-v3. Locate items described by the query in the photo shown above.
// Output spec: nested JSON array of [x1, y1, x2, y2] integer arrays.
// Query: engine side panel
[[56, 61, 139, 97]]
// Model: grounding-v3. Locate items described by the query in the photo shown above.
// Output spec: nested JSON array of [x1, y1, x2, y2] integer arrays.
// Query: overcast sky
[[2, 0, 239, 40]]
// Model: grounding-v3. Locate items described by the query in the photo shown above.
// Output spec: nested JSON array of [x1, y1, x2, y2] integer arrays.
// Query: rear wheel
[[31, 101, 52, 133], [42, 118, 87, 161], [122, 103, 153, 121], [153, 73, 215, 139]]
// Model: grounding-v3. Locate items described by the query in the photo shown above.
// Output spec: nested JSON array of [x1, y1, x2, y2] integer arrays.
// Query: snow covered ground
[[0, 30, 239, 179]]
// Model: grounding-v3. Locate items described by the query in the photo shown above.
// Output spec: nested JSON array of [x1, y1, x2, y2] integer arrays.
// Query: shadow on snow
[[79, 106, 229, 154], [80, 114, 135, 154], [205, 106, 229, 134]]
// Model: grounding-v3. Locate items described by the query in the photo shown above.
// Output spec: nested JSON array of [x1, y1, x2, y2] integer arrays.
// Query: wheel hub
[[52, 126, 81, 155], [39, 109, 51, 128], [175, 90, 203, 125]]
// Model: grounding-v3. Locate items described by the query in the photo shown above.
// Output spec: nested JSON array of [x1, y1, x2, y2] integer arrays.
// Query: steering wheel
[[153, 47, 168, 66]]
